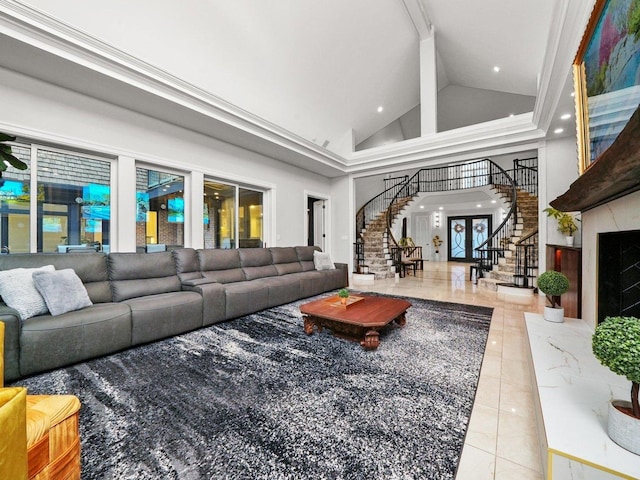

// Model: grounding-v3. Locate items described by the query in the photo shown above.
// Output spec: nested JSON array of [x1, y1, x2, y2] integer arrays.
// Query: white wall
[[0, 67, 342, 257], [541, 137, 581, 250], [438, 85, 535, 132]]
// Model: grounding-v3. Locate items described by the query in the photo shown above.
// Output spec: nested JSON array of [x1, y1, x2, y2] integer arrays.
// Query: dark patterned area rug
[[16, 294, 492, 480]]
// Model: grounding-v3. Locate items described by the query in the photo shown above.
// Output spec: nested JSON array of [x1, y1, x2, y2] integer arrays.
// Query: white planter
[[608, 400, 640, 455], [543, 306, 565, 323], [565, 236, 574, 246]]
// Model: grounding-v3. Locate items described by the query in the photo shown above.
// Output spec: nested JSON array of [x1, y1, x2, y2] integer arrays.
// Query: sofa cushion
[[223, 280, 269, 319], [296, 246, 319, 272], [125, 291, 203, 346], [313, 251, 335, 270], [0, 253, 112, 304], [19, 303, 132, 377], [270, 247, 302, 275], [0, 265, 55, 320], [197, 249, 245, 284], [32, 269, 93, 316], [108, 252, 181, 302], [239, 248, 273, 267], [198, 249, 241, 271], [173, 248, 203, 282]]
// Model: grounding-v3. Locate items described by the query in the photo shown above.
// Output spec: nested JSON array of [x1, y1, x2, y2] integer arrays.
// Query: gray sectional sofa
[[0, 246, 347, 381]]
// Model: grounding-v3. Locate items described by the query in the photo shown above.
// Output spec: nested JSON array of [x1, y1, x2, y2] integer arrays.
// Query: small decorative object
[[432, 235, 443, 254], [592, 316, 640, 455], [543, 207, 579, 246], [537, 270, 569, 323], [338, 288, 350, 305], [398, 237, 415, 247]]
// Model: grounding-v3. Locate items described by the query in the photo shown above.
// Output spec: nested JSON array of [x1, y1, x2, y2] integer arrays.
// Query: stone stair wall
[[359, 196, 413, 279]]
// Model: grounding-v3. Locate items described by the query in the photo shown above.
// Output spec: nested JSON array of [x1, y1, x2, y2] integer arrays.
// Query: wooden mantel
[[551, 104, 640, 212]]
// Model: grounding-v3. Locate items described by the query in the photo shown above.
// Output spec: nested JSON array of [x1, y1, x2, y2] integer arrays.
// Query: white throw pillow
[[0, 265, 55, 320], [313, 251, 335, 271], [33, 269, 93, 316]]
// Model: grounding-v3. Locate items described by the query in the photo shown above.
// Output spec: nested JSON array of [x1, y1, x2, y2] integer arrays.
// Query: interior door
[[448, 216, 491, 262], [313, 200, 325, 250]]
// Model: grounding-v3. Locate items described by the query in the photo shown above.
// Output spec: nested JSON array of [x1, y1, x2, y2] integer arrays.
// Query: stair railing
[[472, 162, 518, 275], [355, 175, 408, 240], [512, 157, 538, 196], [513, 229, 539, 288], [384, 159, 517, 273]]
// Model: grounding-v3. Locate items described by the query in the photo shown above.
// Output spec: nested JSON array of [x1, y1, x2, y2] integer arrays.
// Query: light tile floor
[[352, 261, 546, 480]]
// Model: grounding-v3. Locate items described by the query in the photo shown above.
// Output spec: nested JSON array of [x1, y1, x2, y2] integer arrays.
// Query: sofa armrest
[[181, 278, 221, 287], [0, 306, 22, 383]]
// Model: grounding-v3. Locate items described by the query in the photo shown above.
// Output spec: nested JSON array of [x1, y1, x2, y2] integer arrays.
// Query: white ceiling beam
[[400, 0, 433, 39]]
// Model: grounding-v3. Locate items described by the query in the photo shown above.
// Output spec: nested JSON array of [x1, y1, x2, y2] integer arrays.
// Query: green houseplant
[[543, 207, 579, 246], [536, 270, 569, 322], [338, 288, 350, 305], [592, 316, 640, 454], [0, 133, 28, 176]]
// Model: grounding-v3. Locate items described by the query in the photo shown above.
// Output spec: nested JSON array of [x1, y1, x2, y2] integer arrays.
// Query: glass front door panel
[[450, 219, 466, 259], [239, 188, 263, 248], [472, 218, 489, 258]]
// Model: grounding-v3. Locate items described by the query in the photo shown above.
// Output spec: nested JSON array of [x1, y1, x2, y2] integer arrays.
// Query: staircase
[[358, 196, 414, 279], [477, 188, 539, 291]]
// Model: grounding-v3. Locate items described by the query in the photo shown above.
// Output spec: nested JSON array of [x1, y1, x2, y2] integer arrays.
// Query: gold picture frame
[[573, 0, 640, 174]]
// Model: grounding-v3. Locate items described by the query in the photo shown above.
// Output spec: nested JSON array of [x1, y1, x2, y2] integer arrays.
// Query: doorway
[[307, 196, 326, 250], [448, 215, 492, 262]]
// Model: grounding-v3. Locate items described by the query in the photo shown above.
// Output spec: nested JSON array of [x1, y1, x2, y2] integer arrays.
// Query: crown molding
[[0, 0, 348, 174]]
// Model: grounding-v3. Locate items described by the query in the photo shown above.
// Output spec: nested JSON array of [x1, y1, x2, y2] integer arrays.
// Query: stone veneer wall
[[581, 189, 640, 328]]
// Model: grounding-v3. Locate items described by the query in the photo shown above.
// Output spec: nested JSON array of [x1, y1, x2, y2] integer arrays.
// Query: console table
[[525, 313, 639, 479]]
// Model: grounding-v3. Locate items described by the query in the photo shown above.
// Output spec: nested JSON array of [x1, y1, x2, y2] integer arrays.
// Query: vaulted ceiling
[[0, 0, 594, 175]]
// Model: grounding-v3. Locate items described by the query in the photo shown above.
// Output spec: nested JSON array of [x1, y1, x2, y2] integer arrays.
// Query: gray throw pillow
[[0, 265, 55, 320], [32, 268, 93, 316], [313, 251, 335, 271]]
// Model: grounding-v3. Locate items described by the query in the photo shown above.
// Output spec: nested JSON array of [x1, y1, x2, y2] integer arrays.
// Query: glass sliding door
[[203, 181, 264, 249], [239, 188, 263, 248], [136, 167, 185, 252]]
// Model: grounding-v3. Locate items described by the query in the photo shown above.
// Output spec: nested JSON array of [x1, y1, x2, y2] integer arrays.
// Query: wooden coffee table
[[300, 294, 411, 350]]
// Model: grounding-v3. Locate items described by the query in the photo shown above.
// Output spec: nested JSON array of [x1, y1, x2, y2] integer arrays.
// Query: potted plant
[[592, 316, 640, 455], [536, 270, 569, 322], [432, 235, 443, 260], [337, 288, 350, 305], [543, 207, 579, 246]]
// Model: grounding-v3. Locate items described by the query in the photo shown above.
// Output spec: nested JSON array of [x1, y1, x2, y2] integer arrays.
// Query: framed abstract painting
[[573, 0, 640, 173]]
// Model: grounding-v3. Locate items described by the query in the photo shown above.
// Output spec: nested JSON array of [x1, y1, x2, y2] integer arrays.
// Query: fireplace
[[598, 230, 640, 324]]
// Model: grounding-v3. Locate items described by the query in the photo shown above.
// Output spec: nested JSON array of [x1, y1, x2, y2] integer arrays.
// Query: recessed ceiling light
[[570, 91, 576, 97], [438, 206, 443, 210], [419, 205, 424, 209], [493, 66, 500, 73], [509, 113, 515, 117], [561, 113, 571, 120], [491, 200, 497, 204], [554, 128, 564, 134], [377, 106, 384, 113], [477, 204, 482, 208]]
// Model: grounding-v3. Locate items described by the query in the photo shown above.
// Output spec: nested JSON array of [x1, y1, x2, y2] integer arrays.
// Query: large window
[[0, 145, 30, 253], [37, 149, 111, 253], [204, 181, 263, 248], [136, 167, 185, 252], [0, 143, 112, 254]]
